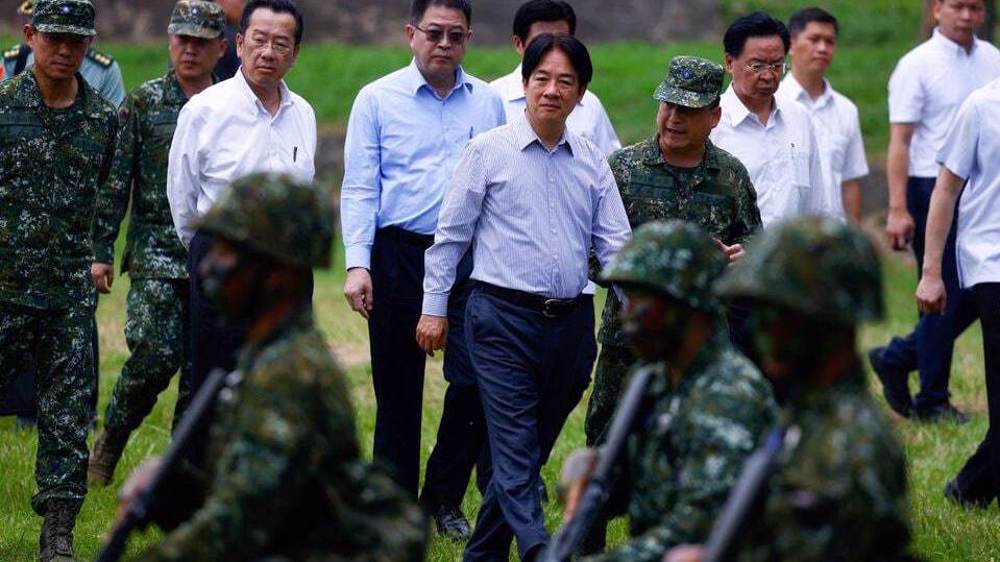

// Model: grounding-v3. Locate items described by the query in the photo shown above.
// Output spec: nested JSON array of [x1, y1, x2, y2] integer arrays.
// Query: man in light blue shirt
[[419, 34, 630, 561], [340, 0, 505, 540]]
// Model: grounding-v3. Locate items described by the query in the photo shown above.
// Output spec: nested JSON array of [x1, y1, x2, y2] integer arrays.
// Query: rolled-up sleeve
[[341, 89, 382, 271], [591, 160, 631, 269], [167, 105, 204, 249]]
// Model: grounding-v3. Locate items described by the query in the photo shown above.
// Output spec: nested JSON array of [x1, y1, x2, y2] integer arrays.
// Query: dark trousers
[[369, 227, 481, 499], [881, 177, 979, 410], [953, 283, 1000, 503], [463, 286, 596, 561]]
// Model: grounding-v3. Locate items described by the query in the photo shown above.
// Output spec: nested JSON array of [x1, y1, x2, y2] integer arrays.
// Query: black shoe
[[867, 347, 912, 418], [433, 506, 471, 541], [943, 478, 993, 509], [916, 403, 969, 425]]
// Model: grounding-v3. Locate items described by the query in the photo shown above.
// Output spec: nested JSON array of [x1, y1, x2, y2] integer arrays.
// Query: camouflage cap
[[715, 217, 884, 326], [31, 0, 95, 36], [653, 56, 724, 109], [167, 0, 226, 39], [194, 173, 335, 270], [601, 220, 726, 314]]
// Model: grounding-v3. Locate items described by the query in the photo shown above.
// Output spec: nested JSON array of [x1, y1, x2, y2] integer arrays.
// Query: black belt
[[377, 226, 434, 248], [474, 282, 587, 318]]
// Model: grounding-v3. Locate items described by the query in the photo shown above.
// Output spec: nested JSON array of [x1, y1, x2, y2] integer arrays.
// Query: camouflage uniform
[[138, 174, 428, 562], [92, 0, 226, 463], [714, 218, 914, 561], [0, 0, 117, 521], [586, 57, 761, 449]]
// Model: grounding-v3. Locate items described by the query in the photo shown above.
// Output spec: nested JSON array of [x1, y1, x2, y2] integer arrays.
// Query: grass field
[[2, 6, 1000, 560]]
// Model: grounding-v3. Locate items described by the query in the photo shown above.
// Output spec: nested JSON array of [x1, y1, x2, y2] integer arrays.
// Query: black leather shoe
[[916, 403, 970, 425], [434, 506, 471, 541], [867, 347, 912, 418], [943, 478, 993, 508]]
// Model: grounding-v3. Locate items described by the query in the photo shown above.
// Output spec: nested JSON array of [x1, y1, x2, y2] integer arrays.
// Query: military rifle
[[540, 363, 659, 562], [95, 367, 236, 562]]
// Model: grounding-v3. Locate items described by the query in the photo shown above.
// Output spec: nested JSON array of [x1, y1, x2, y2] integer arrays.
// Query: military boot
[[88, 428, 127, 486], [39, 499, 79, 562]]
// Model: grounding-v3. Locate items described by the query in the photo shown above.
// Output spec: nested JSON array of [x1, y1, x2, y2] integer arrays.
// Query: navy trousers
[[881, 177, 979, 410], [463, 286, 596, 561]]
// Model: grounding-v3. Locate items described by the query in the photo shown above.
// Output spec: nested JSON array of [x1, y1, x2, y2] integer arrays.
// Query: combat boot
[[39, 499, 79, 562], [88, 428, 127, 486]]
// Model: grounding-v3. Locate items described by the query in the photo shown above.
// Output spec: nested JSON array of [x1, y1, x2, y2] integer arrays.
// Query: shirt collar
[[234, 67, 294, 113], [930, 26, 980, 57], [779, 74, 834, 110], [512, 110, 575, 156], [404, 58, 473, 98]]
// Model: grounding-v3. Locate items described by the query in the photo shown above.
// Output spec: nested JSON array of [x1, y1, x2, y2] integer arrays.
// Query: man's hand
[[415, 315, 448, 357], [91, 262, 114, 294], [916, 274, 947, 315], [885, 207, 915, 251], [714, 239, 746, 265], [110, 456, 162, 532], [663, 545, 705, 562], [558, 448, 598, 523], [343, 268, 374, 319]]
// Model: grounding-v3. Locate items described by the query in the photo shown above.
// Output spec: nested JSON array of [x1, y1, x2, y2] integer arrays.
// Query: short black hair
[[723, 11, 791, 58], [788, 7, 839, 37], [410, 0, 473, 26], [521, 33, 593, 91], [512, 0, 577, 43], [241, 0, 304, 45]]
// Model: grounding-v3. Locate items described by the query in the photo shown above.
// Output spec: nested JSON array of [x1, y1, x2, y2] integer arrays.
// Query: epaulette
[[86, 48, 115, 68], [4, 44, 23, 61]]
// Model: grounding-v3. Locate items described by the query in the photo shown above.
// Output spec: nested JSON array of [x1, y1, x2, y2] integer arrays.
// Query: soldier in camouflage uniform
[[666, 217, 915, 562], [0, 1, 118, 560], [114, 173, 428, 561], [87, 0, 228, 488], [583, 56, 761, 553], [558, 221, 777, 562]]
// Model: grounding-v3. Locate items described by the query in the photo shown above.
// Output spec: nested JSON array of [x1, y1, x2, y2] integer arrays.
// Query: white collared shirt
[[710, 85, 827, 228], [490, 65, 621, 156], [888, 28, 1000, 178], [167, 68, 317, 247], [937, 77, 1000, 288], [778, 75, 869, 219]]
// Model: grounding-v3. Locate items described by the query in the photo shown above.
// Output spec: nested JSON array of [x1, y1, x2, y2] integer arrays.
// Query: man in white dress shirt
[[167, 0, 316, 452], [778, 7, 868, 222], [869, 0, 1000, 423], [490, 0, 620, 156]]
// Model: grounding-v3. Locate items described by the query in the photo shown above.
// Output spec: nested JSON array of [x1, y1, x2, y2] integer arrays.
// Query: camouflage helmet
[[653, 56, 725, 109], [30, 0, 95, 36], [601, 220, 726, 314], [167, 0, 226, 39], [193, 173, 335, 270], [714, 217, 884, 326]]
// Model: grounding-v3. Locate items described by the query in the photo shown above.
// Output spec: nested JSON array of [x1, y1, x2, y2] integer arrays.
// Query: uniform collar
[[164, 69, 220, 105], [234, 66, 294, 114], [642, 135, 723, 173], [779, 74, 834, 110], [930, 27, 981, 57], [404, 58, 473, 98], [12, 70, 105, 119], [512, 110, 576, 156]]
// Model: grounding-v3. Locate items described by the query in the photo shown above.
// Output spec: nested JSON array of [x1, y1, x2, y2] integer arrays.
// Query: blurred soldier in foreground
[[666, 217, 914, 562], [115, 173, 429, 561], [582, 56, 760, 553], [559, 221, 777, 562], [87, 0, 228, 488], [0, 0, 118, 560]]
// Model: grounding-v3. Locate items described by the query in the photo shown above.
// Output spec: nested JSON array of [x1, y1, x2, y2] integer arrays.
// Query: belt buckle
[[543, 299, 560, 318]]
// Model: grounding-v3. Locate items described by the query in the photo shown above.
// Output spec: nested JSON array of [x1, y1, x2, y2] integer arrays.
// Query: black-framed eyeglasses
[[413, 24, 470, 46]]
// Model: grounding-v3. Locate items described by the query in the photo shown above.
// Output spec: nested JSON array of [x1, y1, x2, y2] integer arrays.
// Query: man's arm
[[885, 123, 916, 249], [591, 160, 632, 269], [841, 106, 869, 224], [841, 180, 863, 223], [166, 105, 204, 249]]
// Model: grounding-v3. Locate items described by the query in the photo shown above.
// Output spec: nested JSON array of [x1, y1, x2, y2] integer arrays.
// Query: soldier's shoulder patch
[[4, 44, 23, 60], [86, 49, 115, 68]]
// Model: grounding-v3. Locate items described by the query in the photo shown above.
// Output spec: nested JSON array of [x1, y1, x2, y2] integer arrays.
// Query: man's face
[[236, 7, 298, 89], [523, 48, 584, 129], [406, 6, 470, 85], [24, 26, 90, 82], [621, 289, 689, 362], [725, 35, 786, 104], [169, 34, 227, 83], [790, 22, 837, 76], [934, 0, 985, 45], [514, 20, 571, 57], [199, 238, 258, 322], [656, 101, 721, 155]]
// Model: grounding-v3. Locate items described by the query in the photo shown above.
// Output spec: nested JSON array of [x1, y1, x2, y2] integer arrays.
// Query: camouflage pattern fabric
[[734, 371, 912, 562], [584, 344, 633, 447], [583, 332, 779, 562], [195, 173, 335, 269], [167, 0, 226, 39], [653, 56, 725, 109], [138, 311, 429, 561], [31, 0, 95, 36], [0, 70, 118, 310], [94, 70, 201, 279], [0, 302, 96, 514], [103, 278, 191, 435]]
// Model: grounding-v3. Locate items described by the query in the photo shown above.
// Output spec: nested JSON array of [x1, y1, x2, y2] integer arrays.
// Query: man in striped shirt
[[419, 34, 631, 562]]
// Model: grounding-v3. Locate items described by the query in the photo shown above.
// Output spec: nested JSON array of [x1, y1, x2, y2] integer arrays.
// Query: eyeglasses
[[744, 60, 786, 76], [413, 24, 470, 46], [245, 34, 294, 56]]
